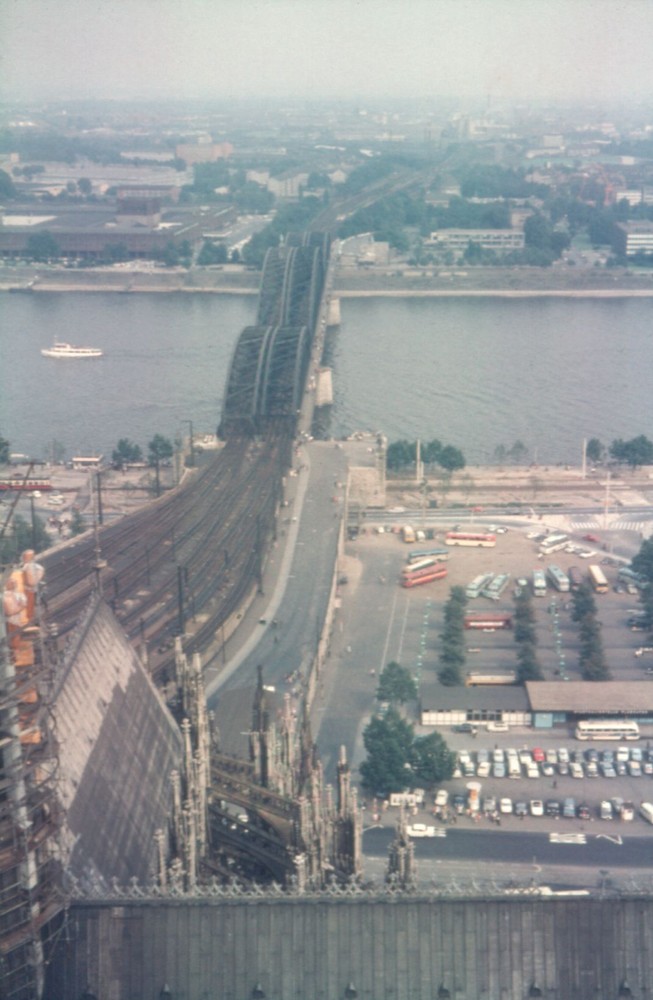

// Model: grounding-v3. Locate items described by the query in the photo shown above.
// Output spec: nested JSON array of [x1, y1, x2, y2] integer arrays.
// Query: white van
[[508, 758, 521, 779], [640, 802, 653, 825], [434, 789, 449, 809]]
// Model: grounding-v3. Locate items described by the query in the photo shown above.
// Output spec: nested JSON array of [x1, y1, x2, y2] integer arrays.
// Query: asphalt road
[[208, 440, 347, 757], [362, 824, 653, 891]]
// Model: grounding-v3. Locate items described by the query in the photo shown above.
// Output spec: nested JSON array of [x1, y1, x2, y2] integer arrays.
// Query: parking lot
[[333, 520, 653, 846]]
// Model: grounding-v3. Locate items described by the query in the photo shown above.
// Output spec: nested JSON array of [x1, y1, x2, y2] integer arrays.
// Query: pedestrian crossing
[[568, 518, 649, 533]]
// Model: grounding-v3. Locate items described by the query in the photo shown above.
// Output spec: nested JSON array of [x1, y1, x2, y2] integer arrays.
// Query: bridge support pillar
[[326, 297, 341, 327]]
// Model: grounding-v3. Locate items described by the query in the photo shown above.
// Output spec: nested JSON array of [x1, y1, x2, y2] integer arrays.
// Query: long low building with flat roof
[[525, 680, 653, 728], [420, 680, 653, 731]]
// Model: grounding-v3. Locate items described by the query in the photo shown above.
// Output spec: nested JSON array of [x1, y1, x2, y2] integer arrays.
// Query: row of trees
[[112, 435, 174, 496], [513, 589, 543, 682], [386, 439, 466, 473], [438, 586, 468, 686], [571, 583, 611, 681], [586, 435, 653, 469]]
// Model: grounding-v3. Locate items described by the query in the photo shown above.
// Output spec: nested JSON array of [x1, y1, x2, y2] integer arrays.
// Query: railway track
[[41, 431, 292, 681]]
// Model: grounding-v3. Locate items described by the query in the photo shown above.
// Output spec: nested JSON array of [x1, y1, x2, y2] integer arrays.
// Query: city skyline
[[2, 0, 653, 106]]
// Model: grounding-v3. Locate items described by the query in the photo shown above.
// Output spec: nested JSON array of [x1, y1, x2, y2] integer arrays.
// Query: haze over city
[[3, 0, 653, 104]]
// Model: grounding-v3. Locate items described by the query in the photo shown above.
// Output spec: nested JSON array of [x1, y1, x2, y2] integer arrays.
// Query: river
[[1, 291, 652, 465]]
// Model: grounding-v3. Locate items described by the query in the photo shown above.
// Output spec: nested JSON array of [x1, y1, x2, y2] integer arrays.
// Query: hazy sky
[[2, 0, 653, 105]]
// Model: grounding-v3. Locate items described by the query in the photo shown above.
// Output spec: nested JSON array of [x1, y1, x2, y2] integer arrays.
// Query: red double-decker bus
[[445, 531, 496, 547]]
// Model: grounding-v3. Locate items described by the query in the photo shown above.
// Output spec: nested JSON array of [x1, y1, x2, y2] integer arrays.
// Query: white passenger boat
[[41, 341, 103, 359]]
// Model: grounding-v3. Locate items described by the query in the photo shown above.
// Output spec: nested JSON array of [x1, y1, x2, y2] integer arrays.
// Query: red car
[[532, 747, 546, 762], [584, 533, 599, 543]]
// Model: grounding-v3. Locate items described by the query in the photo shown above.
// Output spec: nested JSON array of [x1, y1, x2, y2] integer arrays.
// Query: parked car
[[477, 762, 491, 778], [453, 794, 466, 814], [558, 748, 570, 763], [600, 801, 613, 820], [483, 796, 497, 814], [532, 747, 545, 762], [577, 803, 591, 820], [514, 801, 528, 817], [563, 797, 576, 818], [530, 800, 544, 817], [545, 800, 561, 817], [499, 798, 513, 815], [570, 762, 584, 779], [435, 789, 449, 809]]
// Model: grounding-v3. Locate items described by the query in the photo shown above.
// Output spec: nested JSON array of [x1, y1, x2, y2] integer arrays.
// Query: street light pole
[[183, 420, 195, 467]]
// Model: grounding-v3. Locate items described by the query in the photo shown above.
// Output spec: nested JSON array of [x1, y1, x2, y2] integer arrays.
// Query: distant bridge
[[219, 232, 330, 437]]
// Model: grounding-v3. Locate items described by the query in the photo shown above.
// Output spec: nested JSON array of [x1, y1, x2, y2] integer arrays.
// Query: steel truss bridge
[[219, 231, 330, 437]]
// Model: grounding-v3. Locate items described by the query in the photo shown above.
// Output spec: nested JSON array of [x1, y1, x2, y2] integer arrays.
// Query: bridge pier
[[326, 296, 341, 327]]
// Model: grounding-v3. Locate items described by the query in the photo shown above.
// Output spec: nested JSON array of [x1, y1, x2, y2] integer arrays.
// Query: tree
[[148, 434, 173, 497], [376, 661, 418, 705], [578, 615, 610, 680], [0, 169, 17, 200], [26, 230, 60, 262], [571, 583, 597, 623], [359, 708, 414, 795], [438, 445, 465, 473], [69, 509, 87, 537], [409, 733, 456, 785], [112, 438, 143, 470], [386, 440, 416, 471], [360, 708, 455, 794], [0, 513, 50, 567], [508, 440, 528, 465], [586, 438, 604, 464], [77, 177, 92, 195], [160, 241, 179, 267], [516, 642, 543, 682], [610, 435, 653, 470], [0, 435, 9, 464], [197, 240, 228, 266], [632, 539, 653, 587]]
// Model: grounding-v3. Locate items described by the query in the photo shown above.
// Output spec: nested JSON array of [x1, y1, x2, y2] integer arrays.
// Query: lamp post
[[183, 420, 195, 468]]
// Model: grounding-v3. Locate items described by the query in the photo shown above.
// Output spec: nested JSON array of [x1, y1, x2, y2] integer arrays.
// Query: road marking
[[596, 834, 623, 846], [549, 832, 587, 845]]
